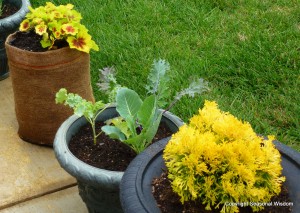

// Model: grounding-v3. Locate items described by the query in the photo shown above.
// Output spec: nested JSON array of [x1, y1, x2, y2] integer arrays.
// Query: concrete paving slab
[[0, 78, 77, 209], [0, 186, 87, 213]]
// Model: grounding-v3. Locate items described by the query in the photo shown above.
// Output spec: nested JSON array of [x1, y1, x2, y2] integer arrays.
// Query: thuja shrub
[[163, 100, 285, 213]]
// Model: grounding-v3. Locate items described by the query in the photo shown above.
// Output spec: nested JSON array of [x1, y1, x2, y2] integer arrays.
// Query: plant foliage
[[19, 2, 99, 53], [163, 100, 285, 213], [55, 88, 106, 145], [145, 59, 171, 107], [98, 59, 210, 153]]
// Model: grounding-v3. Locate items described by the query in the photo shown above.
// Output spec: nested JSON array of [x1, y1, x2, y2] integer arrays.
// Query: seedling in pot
[[55, 89, 107, 145]]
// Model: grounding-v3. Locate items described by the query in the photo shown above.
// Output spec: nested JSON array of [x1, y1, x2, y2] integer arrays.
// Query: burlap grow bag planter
[[5, 32, 95, 146]]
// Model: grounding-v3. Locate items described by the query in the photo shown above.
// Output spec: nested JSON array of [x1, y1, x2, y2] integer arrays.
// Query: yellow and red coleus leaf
[[61, 23, 78, 36], [67, 10, 82, 22], [19, 19, 31, 31], [45, 2, 56, 10], [67, 36, 90, 53], [35, 24, 47, 35], [66, 31, 99, 53]]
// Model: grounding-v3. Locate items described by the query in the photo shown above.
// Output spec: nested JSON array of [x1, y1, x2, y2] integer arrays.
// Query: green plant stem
[[164, 98, 179, 114], [91, 121, 97, 145], [90, 106, 109, 145]]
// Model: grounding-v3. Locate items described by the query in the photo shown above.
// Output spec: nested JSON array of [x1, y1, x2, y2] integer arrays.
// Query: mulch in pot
[[152, 171, 292, 213], [69, 121, 173, 171]]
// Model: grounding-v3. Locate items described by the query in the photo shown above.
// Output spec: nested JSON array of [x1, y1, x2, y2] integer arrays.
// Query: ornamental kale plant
[[55, 88, 106, 145], [98, 59, 209, 153], [163, 100, 285, 213], [19, 2, 99, 53]]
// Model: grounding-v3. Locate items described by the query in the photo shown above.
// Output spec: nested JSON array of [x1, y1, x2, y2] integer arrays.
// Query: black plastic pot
[[0, 0, 30, 80], [120, 138, 300, 213], [53, 106, 184, 213]]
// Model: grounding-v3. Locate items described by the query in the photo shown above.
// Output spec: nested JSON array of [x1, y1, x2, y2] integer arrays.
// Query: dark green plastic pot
[[53, 106, 184, 213], [120, 138, 300, 213], [0, 0, 30, 80]]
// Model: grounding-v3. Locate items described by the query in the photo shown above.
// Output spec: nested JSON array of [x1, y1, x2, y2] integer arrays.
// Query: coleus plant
[[56, 59, 209, 154], [19, 2, 99, 53]]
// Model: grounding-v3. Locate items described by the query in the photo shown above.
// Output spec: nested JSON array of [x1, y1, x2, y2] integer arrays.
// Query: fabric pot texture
[[53, 106, 184, 213], [120, 138, 300, 213], [5, 32, 94, 145], [0, 0, 30, 80]]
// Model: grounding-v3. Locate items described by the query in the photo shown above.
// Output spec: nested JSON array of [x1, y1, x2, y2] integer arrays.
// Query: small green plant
[[163, 100, 285, 213], [98, 59, 209, 153], [19, 2, 99, 53], [55, 89, 106, 145]]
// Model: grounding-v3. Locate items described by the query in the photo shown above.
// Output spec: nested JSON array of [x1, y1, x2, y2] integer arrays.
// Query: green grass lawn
[[30, 0, 300, 151]]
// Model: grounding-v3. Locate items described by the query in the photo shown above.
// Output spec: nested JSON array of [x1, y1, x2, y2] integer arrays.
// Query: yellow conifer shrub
[[163, 100, 285, 213]]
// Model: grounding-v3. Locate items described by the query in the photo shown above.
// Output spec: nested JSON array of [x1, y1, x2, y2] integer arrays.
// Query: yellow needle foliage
[[163, 100, 285, 213]]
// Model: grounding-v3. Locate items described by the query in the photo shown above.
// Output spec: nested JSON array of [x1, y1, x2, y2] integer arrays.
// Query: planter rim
[[273, 141, 300, 166]]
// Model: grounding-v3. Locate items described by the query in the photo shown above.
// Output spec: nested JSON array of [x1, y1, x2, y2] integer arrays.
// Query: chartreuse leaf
[[104, 117, 132, 138], [55, 88, 68, 104], [73, 101, 88, 117], [101, 126, 126, 141], [75, 101, 94, 119], [65, 93, 83, 108]]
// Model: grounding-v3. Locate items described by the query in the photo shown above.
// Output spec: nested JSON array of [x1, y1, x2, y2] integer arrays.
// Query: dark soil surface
[[0, 3, 18, 19], [9, 31, 47, 52], [9, 30, 68, 52], [69, 121, 174, 171], [153, 171, 292, 213]]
